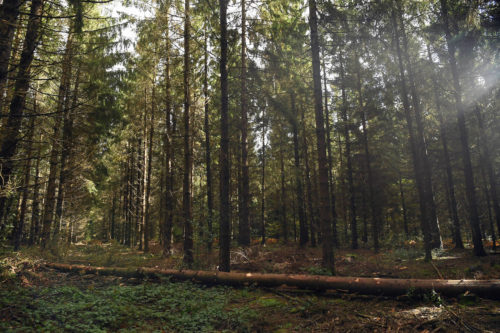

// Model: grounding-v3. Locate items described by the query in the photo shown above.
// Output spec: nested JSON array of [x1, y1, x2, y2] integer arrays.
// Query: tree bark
[[308, 0, 334, 272], [46, 263, 500, 300]]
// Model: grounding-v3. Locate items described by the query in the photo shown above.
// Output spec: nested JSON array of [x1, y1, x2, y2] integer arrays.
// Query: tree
[[0, 0, 44, 224], [308, 0, 334, 272], [219, 0, 231, 272], [182, 0, 193, 265], [439, 0, 486, 257]]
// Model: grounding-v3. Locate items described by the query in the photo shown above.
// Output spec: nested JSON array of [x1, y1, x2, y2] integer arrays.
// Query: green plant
[[0, 280, 258, 332], [302, 266, 333, 276]]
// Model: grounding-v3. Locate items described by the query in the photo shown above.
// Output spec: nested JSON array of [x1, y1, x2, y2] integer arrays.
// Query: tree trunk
[[163, 15, 173, 255], [426, 44, 463, 249], [219, 0, 231, 272], [391, 8, 432, 261], [399, 173, 409, 240], [46, 263, 500, 300], [439, 0, 485, 256], [475, 107, 500, 244], [41, 31, 73, 248], [339, 52, 358, 250], [144, 86, 155, 252], [29, 133, 42, 245], [354, 55, 380, 251], [480, 165, 496, 251], [308, 0, 334, 272], [238, 0, 250, 247], [0, 0, 44, 221], [291, 94, 308, 246], [397, 5, 442, 249], [322, 51, 338, 247], [337, 122, 348, 244], [260, 108, 267, 245], [182, 0, 193, 265], [0, 0, 21, 111], [54, 63, 80, 242], [280, 140, 288, 243], [13, 115, 35, 250], [302, 113, 316, 247]]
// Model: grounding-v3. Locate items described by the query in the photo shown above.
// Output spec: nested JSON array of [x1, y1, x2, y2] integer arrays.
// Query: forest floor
[[1, 241, 500, 332]]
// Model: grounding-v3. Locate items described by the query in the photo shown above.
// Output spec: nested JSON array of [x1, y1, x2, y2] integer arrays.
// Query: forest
[[0, 0, 499, 331]]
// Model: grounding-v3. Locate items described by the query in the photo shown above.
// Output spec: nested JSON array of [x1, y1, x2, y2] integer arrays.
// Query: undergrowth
[[0, 280, 258, 332]]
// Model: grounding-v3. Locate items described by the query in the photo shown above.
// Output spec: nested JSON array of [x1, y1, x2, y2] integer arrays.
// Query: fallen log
[[45, 263, 500, 300]]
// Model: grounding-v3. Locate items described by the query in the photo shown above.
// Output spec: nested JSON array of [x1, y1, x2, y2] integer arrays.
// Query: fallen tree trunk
[[45, 263, 500, 299]]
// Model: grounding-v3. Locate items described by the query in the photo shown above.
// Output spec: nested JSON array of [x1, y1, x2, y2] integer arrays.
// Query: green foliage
[[406, 287, 442, 306], [301, 266, 333, 276], [0, 281, 258, 332], [392, 247, 423, 261]]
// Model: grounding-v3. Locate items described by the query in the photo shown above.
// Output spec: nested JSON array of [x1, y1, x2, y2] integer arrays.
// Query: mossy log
[[45, 263, 500, 299]]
